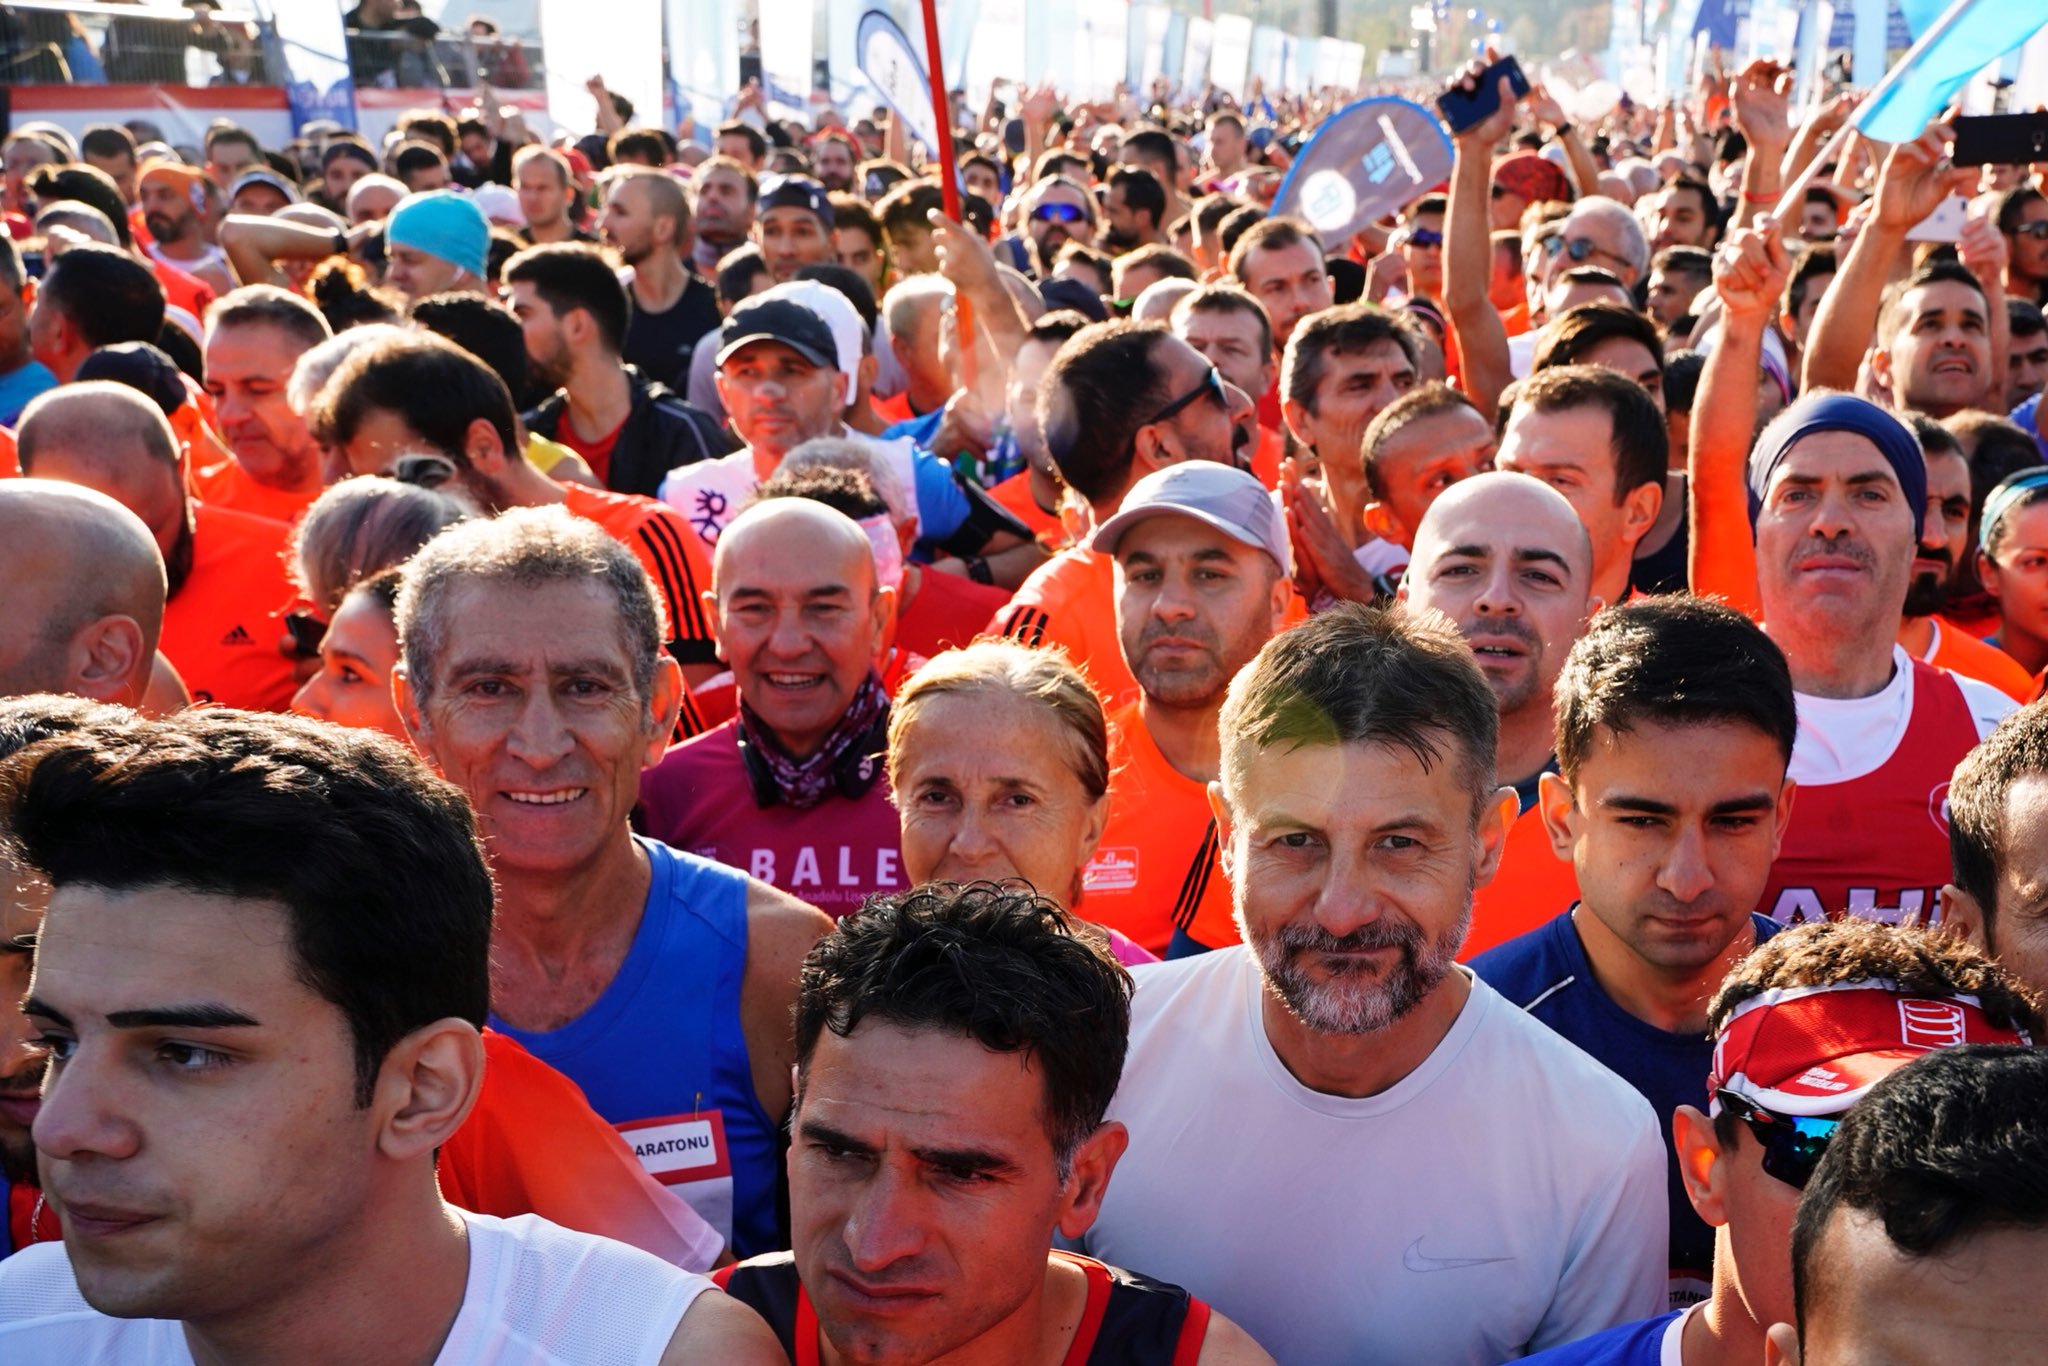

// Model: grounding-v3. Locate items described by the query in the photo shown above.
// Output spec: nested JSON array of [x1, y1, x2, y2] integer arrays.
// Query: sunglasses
[[283, 610, 327, 660], [1543, 234, 1621, 267], [1718, 1091, 1842, 1190], [1031, 202, 1088, 224], [1407, 226, 1444, 249], [2013, 222, 2048, 241], [391, 453, 459, 490], [1143, 367, 1229, 427]]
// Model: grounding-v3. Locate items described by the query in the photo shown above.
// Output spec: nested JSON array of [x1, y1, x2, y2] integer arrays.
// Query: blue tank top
[[490, 836, 781, 1257]]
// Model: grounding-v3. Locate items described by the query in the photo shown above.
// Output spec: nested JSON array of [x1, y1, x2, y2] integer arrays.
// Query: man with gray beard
[[1071, 605, 1666, 1366]]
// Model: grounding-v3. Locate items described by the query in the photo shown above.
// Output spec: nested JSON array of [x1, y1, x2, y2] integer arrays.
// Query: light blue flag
[[1854, 0, 2048, 143]]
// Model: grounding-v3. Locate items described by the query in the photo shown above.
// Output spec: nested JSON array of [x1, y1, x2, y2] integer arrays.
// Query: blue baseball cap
[[385, 190, 489, 280]]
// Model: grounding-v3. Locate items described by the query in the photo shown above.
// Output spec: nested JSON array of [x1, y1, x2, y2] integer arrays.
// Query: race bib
[[618, 1111, 734, 1244]]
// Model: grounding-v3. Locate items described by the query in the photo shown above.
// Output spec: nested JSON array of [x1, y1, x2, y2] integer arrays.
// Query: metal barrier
[[0, 7, 543, 89]]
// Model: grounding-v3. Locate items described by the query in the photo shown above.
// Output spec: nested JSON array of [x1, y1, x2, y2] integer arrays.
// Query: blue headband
[[1980, 466, 2048, 556], [1746, 393, 1926, 540], [386, 190, 489, 280]]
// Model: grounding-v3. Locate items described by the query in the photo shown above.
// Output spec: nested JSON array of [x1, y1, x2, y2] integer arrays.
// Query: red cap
[[1492, 151, 1573, 206], [1708, 980, 2032, 1118]]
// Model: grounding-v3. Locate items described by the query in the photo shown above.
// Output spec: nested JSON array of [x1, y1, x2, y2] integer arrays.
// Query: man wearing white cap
[[1088, 462, 1292, 957]]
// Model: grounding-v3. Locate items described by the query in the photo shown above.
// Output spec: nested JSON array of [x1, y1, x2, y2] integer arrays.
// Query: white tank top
[[0, 1208, 712, 1363]]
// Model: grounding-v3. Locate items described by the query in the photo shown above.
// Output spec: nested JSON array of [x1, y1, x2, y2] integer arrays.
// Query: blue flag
[[1853, 0, 2048, 144], [1272, 98, 1453, 249]]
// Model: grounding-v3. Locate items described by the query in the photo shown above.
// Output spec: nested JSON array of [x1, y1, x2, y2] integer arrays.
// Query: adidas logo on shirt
[[220, 625, 253, 646]]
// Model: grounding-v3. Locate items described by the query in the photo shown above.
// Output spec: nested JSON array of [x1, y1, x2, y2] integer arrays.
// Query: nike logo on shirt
[[1403, 1238, 1514, 1272]]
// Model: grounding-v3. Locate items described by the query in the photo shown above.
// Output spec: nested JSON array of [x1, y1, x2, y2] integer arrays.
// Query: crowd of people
[[0, 39, 2044, 1365]]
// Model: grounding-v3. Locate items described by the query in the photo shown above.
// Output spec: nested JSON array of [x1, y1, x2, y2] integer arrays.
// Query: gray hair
[[1564, 197, 1650, 285], [782, 435, 916, 527], [396, 506, 667, 702], [292, 476, 469, 614], [289, 322, 407, 416], [882, 274, 953, 344]]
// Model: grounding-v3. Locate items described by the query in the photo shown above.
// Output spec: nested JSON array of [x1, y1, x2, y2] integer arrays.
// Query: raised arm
[[1442, 64, 1519, 417], [1728, 60, 1792, 233], [1688, 224, 1789, 616], [1802, 119, 1977, 394]]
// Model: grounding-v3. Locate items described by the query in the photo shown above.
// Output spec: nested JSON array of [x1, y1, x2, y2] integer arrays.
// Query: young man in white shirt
[[0, 710, 778, 1363], [1074, 604, 1668, 1365]]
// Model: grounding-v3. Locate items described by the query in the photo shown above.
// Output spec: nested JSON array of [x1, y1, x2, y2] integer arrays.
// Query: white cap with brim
[[1092, 462, 1289, 570]]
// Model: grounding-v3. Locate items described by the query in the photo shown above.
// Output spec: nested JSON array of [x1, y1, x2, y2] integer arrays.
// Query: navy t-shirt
[[1516, 1309, 1684, 1365], [1470, 909, 1778, 1308]]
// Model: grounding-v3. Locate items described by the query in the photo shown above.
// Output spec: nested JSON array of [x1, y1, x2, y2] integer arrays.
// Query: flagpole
[[916, 0, 979, 400], [1773, 0, 1989, 215]]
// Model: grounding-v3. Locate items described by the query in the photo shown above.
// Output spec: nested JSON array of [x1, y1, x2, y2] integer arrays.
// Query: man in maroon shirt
[[639, 498, 907, 916]]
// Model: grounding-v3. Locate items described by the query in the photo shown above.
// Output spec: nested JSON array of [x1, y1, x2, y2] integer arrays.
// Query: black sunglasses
[[283, 610, 327, 660], [1718, 1091, 1842, 1191], [391, 453, 459, 489], [1143, 367, 1229, 427], [2013, 222, 2048, 241]]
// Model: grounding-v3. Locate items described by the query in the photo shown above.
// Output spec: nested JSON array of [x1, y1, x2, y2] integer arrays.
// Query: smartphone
[[1436, 55, 1530, 135], [1953, 112, 2048, 166], [1905, 194, 1969, 244]]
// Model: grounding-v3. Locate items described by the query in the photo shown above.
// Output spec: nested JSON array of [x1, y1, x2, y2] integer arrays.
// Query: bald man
[[1399, 471, 1599, 811], [15, 383, 298, 712], [0, 481, 165, 706], [640, 500, 905, 916]]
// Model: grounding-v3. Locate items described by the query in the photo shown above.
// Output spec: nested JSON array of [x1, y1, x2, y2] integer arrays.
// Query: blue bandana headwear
[[1745, 393, 1926, 540], [386, 190, 489, 280]]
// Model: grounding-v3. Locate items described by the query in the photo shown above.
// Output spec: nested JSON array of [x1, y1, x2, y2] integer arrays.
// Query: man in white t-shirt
[[0, 710, 778, 1363], [1074, 604, 1667, 1365]]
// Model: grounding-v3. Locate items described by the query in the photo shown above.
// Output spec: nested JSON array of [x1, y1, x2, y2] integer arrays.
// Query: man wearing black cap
[[751, 174, 835, 284], [1695, 225, 2016, 930], [660, 294, 852, 547]]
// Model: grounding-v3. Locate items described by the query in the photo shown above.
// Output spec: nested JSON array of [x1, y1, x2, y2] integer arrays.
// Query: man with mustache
[[1470, 596, 1796, 1308], [1072, 605, 1667, 1365], [1088, 462, 1292, 957], [1694, 228, 2017, 928], [1893, 415, 2032, 700]]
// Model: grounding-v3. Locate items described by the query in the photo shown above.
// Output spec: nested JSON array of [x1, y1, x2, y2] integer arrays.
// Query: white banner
[[760, 0, 815, 113], [963, 0, 1026, 105], [670, 0, 739, 138], [1182, 16, 1215, 96], [1073, 3, 1129, 100], [1133, 4, 1172, 91], [541, 0, 661, 137], [1211, 15, 1254, 100]]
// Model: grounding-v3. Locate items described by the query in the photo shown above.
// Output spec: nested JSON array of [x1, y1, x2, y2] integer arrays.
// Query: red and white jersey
[[1762, 648, 2013, 926]]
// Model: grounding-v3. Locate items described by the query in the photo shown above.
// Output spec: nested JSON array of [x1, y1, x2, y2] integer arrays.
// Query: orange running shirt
[[987, 469, 1066, 546], [159, 502, 299, 711], [439, 1030, 724, 1270], [1923, 618, 2035, 702], [561, 483, 718, 668], [991, 546, 1140, 709], [0, 426, 16, 479], [1085, 702, 1236, 955], [1462, 802, 1582, 961], [192, 456, 320, 527]]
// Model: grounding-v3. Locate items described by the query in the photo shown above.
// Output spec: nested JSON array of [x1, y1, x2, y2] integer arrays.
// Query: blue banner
[[1272, 97, 1454, 247]]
